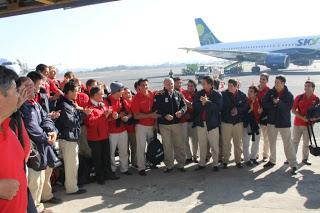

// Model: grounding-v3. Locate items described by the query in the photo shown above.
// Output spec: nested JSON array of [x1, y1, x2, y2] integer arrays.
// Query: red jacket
[[0, 118, 27, 213], [85, 101, 110, 141]]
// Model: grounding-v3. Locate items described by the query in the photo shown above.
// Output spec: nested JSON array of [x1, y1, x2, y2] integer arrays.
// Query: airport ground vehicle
[[195, 64, 224, 83]]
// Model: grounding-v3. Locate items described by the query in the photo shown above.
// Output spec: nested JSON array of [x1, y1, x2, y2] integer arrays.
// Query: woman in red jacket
[[85, 87, 119, 185]]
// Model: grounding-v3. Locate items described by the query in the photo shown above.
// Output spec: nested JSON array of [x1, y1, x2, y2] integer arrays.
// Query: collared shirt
[[0, 118, 27, 213], [293, 93, 319, 126], [131, 91, 156, 126]]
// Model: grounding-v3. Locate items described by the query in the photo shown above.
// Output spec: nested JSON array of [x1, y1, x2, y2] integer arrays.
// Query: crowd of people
[[0, 64, 318, 213]]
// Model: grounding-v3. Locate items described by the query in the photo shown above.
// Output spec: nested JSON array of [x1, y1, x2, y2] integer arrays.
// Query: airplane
[[0, 58, 23, 75], [181, 18, 320, 73]]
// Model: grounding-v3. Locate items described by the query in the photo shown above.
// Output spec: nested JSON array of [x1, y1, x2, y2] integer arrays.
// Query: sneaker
[[68, 189, 87, 195], [43, 197, 63, 204], [139, 170, 147, 176], [291, 167, 297, 175], [262, 157, 268, 162], [245, 161, 253, 167], [106, 172, 120, 180], [164, 168, 173, 173], [251, 159, 260, 165], [263, 161, 275, 168], [236, 163, 244, 168], [122, 171, 133, 176], [223, 163, 228, 169], [302, 159, 312, 166], [178, 167, 186, 172], [212, 166, 219, 172], [185, 159, 193, 165], [284, 160, 289, 165], [193, 158, 199, 163], [195, 166, 205, 171]]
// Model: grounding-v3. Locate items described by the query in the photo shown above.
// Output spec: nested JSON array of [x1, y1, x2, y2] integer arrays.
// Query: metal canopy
[[0, 0, 119, 18]]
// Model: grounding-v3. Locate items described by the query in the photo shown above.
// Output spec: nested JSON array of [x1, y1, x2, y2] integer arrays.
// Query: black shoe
[[218, 160, 223, 164], [291, 167, 297, 175], [122, 171, 133, 176], [193, 158, 199, 163], [223, 163, 228, 169], [302, 159, 312, 165], [236, 163, 244, 168], [263, 161, 275, 168], [195, 166, 205, 171], [164, 168, 173, 173], [185, 159, 193, 165], [139, 170, 147, 176], [251, 159, 260, 165], [178, 167, 186, 172], [43, 197, 63, 204], [284, 161, 289, 165], [97, 180, 105, 185], [205, 158, 210, 163], [68, 189, 87, 195], [106, 172, 120, 180], [244, 161, 253, 167], [212, 166, 219, 172], [262, 157, 268, 162], [150, 164, 158, 169]]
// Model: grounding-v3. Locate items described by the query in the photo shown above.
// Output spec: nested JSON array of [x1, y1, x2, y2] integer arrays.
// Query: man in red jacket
[[85, 86, 119, 184], [107, 82, 132, 176], [0, 66, 27, 213]]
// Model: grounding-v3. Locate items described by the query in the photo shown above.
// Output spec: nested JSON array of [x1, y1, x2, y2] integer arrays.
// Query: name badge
[[165, 98, 169, 103]]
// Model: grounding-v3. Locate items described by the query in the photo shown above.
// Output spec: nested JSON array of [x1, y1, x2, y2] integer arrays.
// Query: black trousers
[[88, 139, 112, 182]]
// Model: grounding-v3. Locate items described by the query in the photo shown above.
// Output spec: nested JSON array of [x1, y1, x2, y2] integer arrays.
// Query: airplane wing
[[180, 47, 269, 62]]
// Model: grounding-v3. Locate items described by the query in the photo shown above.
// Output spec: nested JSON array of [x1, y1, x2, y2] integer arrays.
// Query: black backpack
[[146, 131, 164, 166]]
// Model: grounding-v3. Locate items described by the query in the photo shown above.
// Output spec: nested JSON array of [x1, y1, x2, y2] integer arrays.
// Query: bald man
[[154, 78, 187, 172]]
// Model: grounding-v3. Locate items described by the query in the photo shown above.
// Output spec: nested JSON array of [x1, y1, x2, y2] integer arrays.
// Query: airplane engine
[[264, 54, 290, 70], [292, 59, 314, 66]]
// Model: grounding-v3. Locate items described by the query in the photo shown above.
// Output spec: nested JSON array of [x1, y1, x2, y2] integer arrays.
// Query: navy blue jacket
[[20, 101, 58, 170], [221, 89, 248, 124], [154, 89, 187, 125], [55, 96, 83, 142], [262, 86, 293, 128], [193, 89, 223, 131]]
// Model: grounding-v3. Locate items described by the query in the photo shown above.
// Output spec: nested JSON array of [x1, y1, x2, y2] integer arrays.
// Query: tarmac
[[49, 68, 320, 213]]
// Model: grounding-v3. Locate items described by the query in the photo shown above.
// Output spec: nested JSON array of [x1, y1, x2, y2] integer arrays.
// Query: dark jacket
[[262, 86, 293, 128], [38, 88, 50, 113], [154, 89, 187, 125], [55, 96, 83, 142], [20, 100, 59, 170], [193, 89, 223, 131], [221, 89, 248, 124]]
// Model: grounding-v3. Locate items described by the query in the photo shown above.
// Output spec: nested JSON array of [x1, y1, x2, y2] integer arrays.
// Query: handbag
[[306, 124, 320, 156], [27, 140, 43, 171]]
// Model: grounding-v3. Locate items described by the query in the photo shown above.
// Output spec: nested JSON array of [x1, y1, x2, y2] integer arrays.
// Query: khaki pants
[[242, 127, 261, 162], [181, 122, 198, 159], [128, 132, 137, 166], [59, 139, 79, 194], [28, 167, 53, 212], [221, 122, 243, 164], [267, 124, 297, 167], [292, 125, 310, 160], [78, 125, 92, 157], [159, 123, 186, 169], [261, 125, 270, 158], [135, 124, 154, 171], [197, 124, 219, 167], [110, 131, 129, 173]]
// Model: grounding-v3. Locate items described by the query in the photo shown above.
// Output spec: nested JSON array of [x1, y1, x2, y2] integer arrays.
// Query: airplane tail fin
[[195, 18, 221, 46]]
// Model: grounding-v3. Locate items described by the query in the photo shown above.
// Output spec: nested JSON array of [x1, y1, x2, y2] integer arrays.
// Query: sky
[[1, 0, 320, 69]]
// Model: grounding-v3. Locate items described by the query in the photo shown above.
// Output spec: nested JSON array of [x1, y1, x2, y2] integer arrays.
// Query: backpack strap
[[9, 112, 24, 149]]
